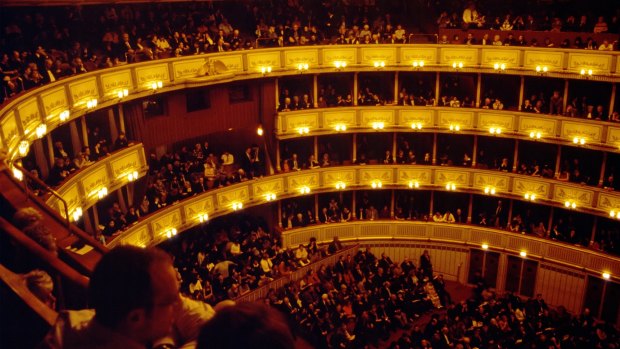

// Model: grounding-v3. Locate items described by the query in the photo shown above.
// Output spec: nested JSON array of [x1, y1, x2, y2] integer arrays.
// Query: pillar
[[80, 116, 89, 146], [467, 193, 473, 223], [275, 78, 280, 108], [512, 139, 519, 173], [275, 140, 281, 172], [69, 120, 82, 156], [432, 133, 438, 165], [353, 72, 359, 106], [598, 152, 607, 187], [554, 145, 562, 178], [352, 133, 357, 162], [314, 136, 318, 159], [394, 71, 399, 104], [118, 105, 126, 133], [610, 83, 616, 117], [33, 141, 50, 178], [313, 74, 319, 108], [434, 72, 440, 106], [518, 76, 525, 111], [562, 79, 569, 113], [390, 189, 395, 218], [472, 135, 478, 167], [46, 134, 55, 166], [475, 73, 482, 107], [108, 109, 119, 143]]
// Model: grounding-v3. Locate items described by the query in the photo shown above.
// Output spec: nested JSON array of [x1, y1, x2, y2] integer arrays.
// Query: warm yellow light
[[412, 61, 425, 68], [97, 187, 108, 199], [72, 207, 83, 222], [59, 110, 70, 122], [481, 244, 489, 250], [408, 181, 419, 189], [86, 99, 98, 109], [35, 124, 47, 139], [529, 131, 542, 139], [18, 141, 30, 156], [198, 213, 209, 223], [299, 186, 311, 194], [373, 61, 385, 68], [334, 124, 347, 131], [490, 127, 501, 135], [449, 124, 460, 131], [127, 171, 139, 181], [335, 182, 346, 190], [603, 272, 611, 280], [297, 63, 309, 71], [257, 126, 264, 136], [372, 122, 385, 130], [165, 228, 178, 238], [232, 202, 244, 210], [520, 251, 527, 258], [371, 180, 382, 189], [297, 127, 310, 134], [411, 122, 423, 130], [445, 183, 456, 191], [265, 193, 277, 201], [12, 167, 23, 181], [334, 61, 347, 69], [484, 186, 496, 195]]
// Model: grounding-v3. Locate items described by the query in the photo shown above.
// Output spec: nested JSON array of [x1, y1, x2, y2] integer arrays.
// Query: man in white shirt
[[221, 151, 234, 174]]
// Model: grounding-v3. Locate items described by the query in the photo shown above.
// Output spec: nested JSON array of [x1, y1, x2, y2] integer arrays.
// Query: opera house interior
[[0, 0, 619, 348]]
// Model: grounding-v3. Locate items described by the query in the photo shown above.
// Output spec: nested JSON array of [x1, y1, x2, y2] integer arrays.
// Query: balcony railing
[[109, 164, 620, 249], [277, 106, 620, 153], [1, 44, 619, 162]]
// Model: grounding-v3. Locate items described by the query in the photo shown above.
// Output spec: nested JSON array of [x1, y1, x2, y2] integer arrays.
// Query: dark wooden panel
[[505, 255, 521, 293], [468, 248, 484, 284], [520, 259, 538, 298], [584, 276, 604, 318], [484, 251, 499, 288]]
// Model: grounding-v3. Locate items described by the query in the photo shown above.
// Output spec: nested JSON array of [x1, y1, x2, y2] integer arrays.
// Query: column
[[314, 193, 319, 222], [108, 109, 119, 143], [125, 185, 134, 208], [518, 76, 525, 111], [275, 78, 280, 108], [352, 133, 357, 162], [467, 194, 473, 223], [512, 139, 519, 173], [392, 132, 397, 158], [590, 217, 598, 246], [475, 73, 482, 107], [554, 145, 562, 177], [80, 116, 89, 146], [69, 120, 82, 156], [82, 209, 95, 237], [353, 72, 358, 106], [33, 141, 50, 178], [472, 135, 478, 167], [275, 140, 281, 172], [394, 71, 399, 104], [432, 133, 438, 165], [116, 188, 127, 213], [91, 203, 101, 235], [562, 79, 569, 112], [610, 83, 616, 117], [314, 136, 318, 159], [390, 189, 395, 218], [434, 72, 440, 106], [429, 190, 434, 217], [118, 105, 126, 134], [547, 206, 554, 234], [46, 134, 55, 166], [313, 74, 319, 108], [277, 200, 282, 228], [507, 199, 513, 227], [598, 152, 607, 186], [352, 191, 357, 219]]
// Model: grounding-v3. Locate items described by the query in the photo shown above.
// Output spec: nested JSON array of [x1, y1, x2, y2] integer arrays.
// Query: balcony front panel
[[45, 143, 148, 218], [2, 45, 620, 161], [111, 165, 620, 248]]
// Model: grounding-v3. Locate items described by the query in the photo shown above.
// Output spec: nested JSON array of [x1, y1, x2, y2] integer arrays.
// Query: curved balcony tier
[[110, 165, 620, 248], [277, 106, 620, 153], [2, 45, 620, 161]]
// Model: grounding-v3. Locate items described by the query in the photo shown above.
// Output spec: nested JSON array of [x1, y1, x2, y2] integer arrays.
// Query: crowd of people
[[2, 0, 618, 102], [268, 247, 448, 348], [97, 140, 264, 241]]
